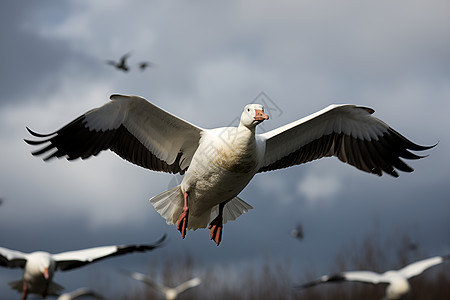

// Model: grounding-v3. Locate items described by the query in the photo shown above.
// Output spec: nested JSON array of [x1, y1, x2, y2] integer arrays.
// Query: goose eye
[[247, 108, 250, 112]]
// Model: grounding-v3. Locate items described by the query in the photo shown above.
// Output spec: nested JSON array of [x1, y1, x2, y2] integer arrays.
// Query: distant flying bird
[[123, 270, 201, 300], [57, 287, 104, 300], [106, 53, 131, 72], [138, 61, 152, 71], [297, 254, 450, 300], [0, 235, 166, 300], [291, 223, 304, 240], [25, 95, 434, 246]]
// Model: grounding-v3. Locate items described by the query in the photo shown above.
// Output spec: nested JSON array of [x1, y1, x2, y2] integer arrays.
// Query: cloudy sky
[[1, 0, 449, 298]]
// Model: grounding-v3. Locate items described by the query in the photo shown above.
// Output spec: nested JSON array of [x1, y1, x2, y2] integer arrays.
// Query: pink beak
[[43, 268, 49, 280], [254, 109, 269, 121]]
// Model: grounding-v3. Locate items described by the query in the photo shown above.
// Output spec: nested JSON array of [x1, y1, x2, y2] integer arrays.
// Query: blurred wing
[[257, 104, 433, 177], [174, 277, 202, 294], [299, 271, 385, 289], [119, 53, 131, 64], [106, 60, 117, 66], [25, 95, 203, 175], [398, 255, 447, 279], [0, 247, 28, 268], [59, 288, 104, 300], [123, 270, 170, 293], [342, 271, 388, 284], [53, 235, 166, 271]]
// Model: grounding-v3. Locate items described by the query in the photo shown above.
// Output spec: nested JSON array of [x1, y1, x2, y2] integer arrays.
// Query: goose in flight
[[57, 287, 104, 300], [291, 223, 304, 241], [138, 61, 152, 71], [0, 235, 166, 300], [297, 254, 450, 300], [122, 270, 201, 300], [25, 95, 434, 246], [106, 53, 131, 72]]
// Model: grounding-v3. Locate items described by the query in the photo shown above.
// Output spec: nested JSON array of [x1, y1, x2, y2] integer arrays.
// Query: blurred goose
[[291, 223, 304, 241], [25, 95, 434, 246], [106, 53, 131, 72], [0, 235, 165, 299], [123, 270, 201, 300], [57, 287, 103, 300], [298, 254, 450, 300], [138, 62, 152, 71]]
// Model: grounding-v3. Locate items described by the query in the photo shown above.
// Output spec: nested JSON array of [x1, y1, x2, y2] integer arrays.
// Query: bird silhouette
[[138, 61, 152, 71], [106, 53, 131, 72], [291, 223, 304, 240]]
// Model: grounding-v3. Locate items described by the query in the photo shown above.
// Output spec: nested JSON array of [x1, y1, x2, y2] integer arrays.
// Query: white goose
[[298, 254, 450, 299], [123, 270, 201, 300], [0, 235, 165, 300], [25, 95, 433, 245]]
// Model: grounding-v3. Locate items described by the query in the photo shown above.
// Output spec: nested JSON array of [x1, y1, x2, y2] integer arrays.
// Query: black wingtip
[[25, 126, 55, 138], [155, 233, 168, 246]]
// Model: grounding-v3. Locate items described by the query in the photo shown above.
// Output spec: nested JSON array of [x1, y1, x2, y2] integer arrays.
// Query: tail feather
[[9, 279, 64, 295], [46, 281, 65, 295], [8, 279, 22, 292], [149, 185, 184, 225], [150, 186, 253, 231], [212, 196, 253, 224]]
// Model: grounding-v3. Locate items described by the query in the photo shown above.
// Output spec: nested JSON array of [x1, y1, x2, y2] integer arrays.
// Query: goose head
[[240, 104, 269, 128], [26, 252, 56, 281]]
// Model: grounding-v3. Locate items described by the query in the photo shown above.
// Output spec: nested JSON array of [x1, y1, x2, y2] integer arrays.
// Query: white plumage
[[0, 235, 165, 299], [25, 95, 433, 245], [298, 254, 450, 300]]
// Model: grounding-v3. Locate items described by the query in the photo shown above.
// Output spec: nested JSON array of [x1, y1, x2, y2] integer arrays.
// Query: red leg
[[209, 202, 225, 246], [21, 280, 28, 300], [177, 191, 189, 239]]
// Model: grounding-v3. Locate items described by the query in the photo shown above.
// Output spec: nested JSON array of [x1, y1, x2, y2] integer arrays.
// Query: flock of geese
[[106, 53, 152, 72], [1, 92, 447, 298]]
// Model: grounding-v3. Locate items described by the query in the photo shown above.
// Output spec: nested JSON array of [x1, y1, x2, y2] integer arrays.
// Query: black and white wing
[[257, 104, 434, 177], [0, 247, 28, 269], [53, 235, 166, 271], [298, 271, 389, 289], [25, 95, 203, 175]]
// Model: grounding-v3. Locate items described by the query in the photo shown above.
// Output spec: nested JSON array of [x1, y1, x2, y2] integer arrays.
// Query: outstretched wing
[[0, 247, 28, 269], [257, 104, 434, 177], [398, 255, 449, 279], [25, 95, 203, 175], [53, 234, 166, 271], [122, 270, 170, 294], [57, 287, 104, 300], [174, 277, 202, 294], [298, 271, 386, 289]]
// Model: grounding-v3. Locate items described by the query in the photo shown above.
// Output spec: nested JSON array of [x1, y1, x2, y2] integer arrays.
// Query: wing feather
[[25, 95, 203, 175], [398, 256, 447, 279], [54, 234, 166, 271], [0, 247, 28, 269], [257, 104, 434, 177]]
